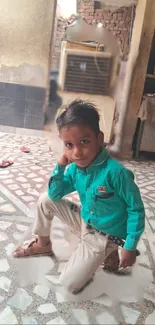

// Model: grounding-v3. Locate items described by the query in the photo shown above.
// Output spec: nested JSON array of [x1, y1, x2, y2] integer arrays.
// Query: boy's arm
[[48, 163, 75, 200], [113, 168, 145, 251]]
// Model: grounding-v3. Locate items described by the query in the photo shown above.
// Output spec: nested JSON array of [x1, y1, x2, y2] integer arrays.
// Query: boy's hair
[[56, 99, 100, 135]]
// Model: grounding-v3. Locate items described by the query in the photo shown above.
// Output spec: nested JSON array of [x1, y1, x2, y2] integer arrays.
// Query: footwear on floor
[[13, 238, 53, 258], [102, 249, 120, 273], [20, 146, 30, 153], [0, 160, 14, 168]]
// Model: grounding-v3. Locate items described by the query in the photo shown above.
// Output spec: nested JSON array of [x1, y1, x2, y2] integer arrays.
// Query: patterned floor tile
[[144, 292, 155, 303], [0, 131, 155, 324], [0, 221, 12, 230], [33, 285, 50, 300], [0, 204, 16, 213], [22, 316, 38, 325], [38, 303, 57, 314], [46, 316, 67, 325], [22, 196, 35, 202], [0, 259, 10, 272], [0, 276, 11, 292], [0, 296, 4, 303], [96, 311, 118, 325], [5, 243, 15, 256], [121, 306, 140, 325], [16, 224, 28, 232], [0, 197, 6, 203], [0, 306, 18, 324], [0, 232, 8, 242], [145, 311, 155, 325], [8, 288, 33, 311]]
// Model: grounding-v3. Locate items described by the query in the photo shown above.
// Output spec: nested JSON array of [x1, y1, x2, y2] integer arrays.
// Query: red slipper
[[20, 146, 30, 153], [0, 160, 14, 168]]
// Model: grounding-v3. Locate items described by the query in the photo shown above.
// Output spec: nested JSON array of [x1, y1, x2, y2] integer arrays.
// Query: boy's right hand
[[58, 153, 70, 166]]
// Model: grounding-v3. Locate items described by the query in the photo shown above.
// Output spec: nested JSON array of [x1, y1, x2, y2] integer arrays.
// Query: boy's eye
[[65, 143, 73, 148], [80, 139, 89, 145]]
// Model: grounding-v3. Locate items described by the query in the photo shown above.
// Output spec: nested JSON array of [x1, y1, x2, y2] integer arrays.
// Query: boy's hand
[[119, 248, 136, 268], [58, 153, 70, 166]]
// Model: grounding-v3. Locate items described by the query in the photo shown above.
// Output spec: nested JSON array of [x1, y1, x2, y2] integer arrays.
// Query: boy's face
[[60, 125, 103, 168]]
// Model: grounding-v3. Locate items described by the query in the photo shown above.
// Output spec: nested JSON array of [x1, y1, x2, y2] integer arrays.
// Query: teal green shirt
[[48, 148, 145, 250]]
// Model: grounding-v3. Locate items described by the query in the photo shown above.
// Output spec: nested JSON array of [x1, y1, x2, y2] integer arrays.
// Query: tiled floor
[[0, 132, 155, 324]]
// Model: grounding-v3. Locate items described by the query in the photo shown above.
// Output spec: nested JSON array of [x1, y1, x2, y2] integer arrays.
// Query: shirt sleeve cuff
[[124, 235, 139, 250], [48, 164, 66, 188], [51, 164, 66, 177]]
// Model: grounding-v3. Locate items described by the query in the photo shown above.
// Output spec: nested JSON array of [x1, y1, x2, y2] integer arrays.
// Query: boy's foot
[[13, 238, 53, 258]]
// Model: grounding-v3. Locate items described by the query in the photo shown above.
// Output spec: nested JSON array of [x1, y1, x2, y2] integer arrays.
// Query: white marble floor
[[0, 132, 155, 325]]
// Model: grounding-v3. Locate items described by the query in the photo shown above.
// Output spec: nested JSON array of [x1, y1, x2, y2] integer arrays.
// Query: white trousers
[[33, 192, 118, 292]]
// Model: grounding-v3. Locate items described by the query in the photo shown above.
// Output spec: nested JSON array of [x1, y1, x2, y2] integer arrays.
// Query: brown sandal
[[102, 249, 120, 273], [13, 238, 53, 258]]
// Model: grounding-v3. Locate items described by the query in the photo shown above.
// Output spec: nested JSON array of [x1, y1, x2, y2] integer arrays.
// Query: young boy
[[14, 100, 145, 293]]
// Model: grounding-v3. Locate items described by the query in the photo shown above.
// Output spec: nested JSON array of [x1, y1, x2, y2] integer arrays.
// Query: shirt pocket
[[94, 192, 116, 216], [96, 192, 114, 199]]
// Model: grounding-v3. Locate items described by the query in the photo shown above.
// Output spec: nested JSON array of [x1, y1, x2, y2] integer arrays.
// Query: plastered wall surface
[[0, 0, 56, 87]]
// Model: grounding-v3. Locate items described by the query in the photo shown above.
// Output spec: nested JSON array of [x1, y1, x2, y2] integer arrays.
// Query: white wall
[[0, 0, 56, 87]]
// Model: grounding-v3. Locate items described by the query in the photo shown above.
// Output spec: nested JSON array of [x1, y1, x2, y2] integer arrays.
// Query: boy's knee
[[37, 193, 64, 218], [38, 192, 48, 203], [38, 192, 50, 209], [38, 192, 54, 210]]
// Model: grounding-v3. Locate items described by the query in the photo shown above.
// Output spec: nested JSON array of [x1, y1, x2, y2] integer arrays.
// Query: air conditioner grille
[[64, 54, 111, 95]]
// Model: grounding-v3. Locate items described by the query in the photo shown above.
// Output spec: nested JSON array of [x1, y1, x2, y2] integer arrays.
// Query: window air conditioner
[[59, 42, 112, 96]]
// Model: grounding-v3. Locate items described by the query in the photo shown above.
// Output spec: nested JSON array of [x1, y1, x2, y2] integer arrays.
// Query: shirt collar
[[77, 147, 109, 173]]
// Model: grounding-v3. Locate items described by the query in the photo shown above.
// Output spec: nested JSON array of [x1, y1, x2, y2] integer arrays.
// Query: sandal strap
[[28, 238, 38, 248]]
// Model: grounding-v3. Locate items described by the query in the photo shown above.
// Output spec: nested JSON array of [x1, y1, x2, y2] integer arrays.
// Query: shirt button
[[90, 210, 94, 215]]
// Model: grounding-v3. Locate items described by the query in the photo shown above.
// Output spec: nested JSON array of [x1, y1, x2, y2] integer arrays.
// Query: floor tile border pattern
[[0, 132, 155, 324]]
